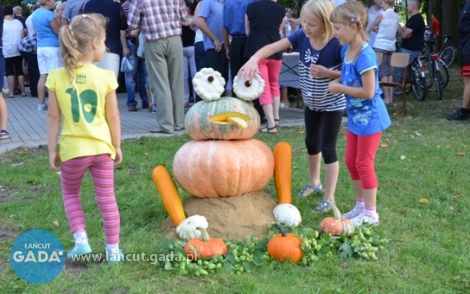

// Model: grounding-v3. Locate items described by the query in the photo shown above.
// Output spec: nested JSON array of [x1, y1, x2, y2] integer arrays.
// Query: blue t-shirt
[[31, 9, 59, 48], [341, 43, 391, 136], [62, 0, 87, 22], [199, 0, 224, 51], [287, 29, 345, 111], [222, 0, 256, 36]]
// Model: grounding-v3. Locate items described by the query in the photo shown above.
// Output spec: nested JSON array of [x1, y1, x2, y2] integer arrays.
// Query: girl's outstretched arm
[[239, 38, 292, 81], [47, 90, 62, 172], [105, 91, 122, 164], [329, 69, 376, 99]]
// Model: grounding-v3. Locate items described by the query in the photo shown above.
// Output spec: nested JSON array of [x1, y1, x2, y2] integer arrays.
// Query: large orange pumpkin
[[173, 139, 274, 197], [184, 97, 260, 141]]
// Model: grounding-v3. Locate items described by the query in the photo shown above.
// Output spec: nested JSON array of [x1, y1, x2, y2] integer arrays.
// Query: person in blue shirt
[[197, 0, 228, 84], [61, 0, 87, 25], [222, 0, 255, 80], [329, 1, 391, 226], [222, 0, 264, 119]]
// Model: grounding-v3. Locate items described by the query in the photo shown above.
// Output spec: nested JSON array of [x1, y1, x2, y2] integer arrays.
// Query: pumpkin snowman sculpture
[[152, 68, 301, 241]]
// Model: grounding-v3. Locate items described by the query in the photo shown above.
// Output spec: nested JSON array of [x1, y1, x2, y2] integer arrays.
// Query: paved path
[[0, 93, 307, 154]]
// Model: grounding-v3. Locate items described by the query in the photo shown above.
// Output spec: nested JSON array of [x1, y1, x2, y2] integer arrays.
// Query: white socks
[[73, 231, 89, 249], [74, 232, 120, 255], [106, 243, 120, 254]]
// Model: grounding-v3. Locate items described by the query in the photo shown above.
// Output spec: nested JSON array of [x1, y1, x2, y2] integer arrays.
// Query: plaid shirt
[[127, 0, 187, 41], [18, 34, 37, 54]]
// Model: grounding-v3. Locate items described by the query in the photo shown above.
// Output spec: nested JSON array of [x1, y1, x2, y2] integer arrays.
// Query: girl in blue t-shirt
[[239, 0, 345, 214], [329, 1, 391, 226]]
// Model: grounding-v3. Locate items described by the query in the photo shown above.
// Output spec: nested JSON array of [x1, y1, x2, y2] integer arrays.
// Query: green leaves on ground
[[157, 224, 389, 275]]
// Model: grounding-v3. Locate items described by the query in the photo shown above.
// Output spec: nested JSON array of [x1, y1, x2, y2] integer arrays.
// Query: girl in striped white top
[[239, 0, 345, 213]]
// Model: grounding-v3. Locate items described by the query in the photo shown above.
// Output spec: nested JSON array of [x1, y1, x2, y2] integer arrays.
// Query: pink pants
[[61, 154, 120, 244], [258, 59, 282, 105], [344, 130, 382, 189]]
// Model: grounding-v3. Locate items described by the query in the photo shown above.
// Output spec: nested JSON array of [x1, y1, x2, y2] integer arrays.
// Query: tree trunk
[[441, 0, 459, 47]]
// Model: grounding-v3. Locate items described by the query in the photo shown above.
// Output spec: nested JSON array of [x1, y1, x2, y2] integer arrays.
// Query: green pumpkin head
[[184, 97, 261, 141]]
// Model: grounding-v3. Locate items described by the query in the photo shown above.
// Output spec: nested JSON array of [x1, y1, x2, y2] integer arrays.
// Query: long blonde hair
[[59, 14, 107, 85], [330, 1, 368, 42], [300, 0, 336, 44]]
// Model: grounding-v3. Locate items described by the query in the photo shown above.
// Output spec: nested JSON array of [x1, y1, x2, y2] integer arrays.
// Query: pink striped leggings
[[61, 154, 120, 244]]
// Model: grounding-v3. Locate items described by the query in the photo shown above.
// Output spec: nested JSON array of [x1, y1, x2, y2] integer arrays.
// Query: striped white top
[[287, 30, 345, 112], [299, 61, 345, 111]]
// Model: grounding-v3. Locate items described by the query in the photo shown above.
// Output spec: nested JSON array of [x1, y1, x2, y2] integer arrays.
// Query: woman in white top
[[371, 0, 399, 104], [3, 6, 26, 97], [367, 0, 382, 48]]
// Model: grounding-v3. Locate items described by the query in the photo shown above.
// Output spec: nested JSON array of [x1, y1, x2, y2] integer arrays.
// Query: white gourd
[[176, 215, 209, 240], [232, 73, 265, 101], [192, 68, 226, 101], [273, 204, 302, 228]]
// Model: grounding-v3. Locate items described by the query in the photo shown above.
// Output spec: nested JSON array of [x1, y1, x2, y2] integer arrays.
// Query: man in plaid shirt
[[127, 0, 188, 134]]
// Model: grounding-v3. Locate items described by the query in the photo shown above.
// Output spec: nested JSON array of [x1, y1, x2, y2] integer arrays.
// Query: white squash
[[176, 215, 209, 240], [273, 204, 302, 228], [192, 68, 226, 101], [232, 73, 265, 101]]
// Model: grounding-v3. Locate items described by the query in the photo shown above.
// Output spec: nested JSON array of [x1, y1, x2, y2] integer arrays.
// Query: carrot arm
[[152, 165, 186, 226], [273, 142, 292, 204]]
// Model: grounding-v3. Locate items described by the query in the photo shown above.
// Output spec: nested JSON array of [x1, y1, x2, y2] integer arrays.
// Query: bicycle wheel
[[410, 61, 427, 101], [439, 60, 450, 89], [440, 46, 456, 67]]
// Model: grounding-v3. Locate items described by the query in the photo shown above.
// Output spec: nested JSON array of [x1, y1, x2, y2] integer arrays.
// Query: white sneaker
[[37, 103, 48, 111], [342, 206, 363, 219], [350, 212, 379, 227]]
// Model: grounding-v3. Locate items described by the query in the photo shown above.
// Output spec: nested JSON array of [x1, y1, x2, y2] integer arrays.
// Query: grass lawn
[[1, 66, 470, 293]]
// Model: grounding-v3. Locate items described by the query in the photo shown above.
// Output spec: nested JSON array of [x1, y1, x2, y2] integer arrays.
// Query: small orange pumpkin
[[184, 227, 228, 261], [266, 223, 303, 263], [173, 139, 274, 198], [319, 204, 354, 236]]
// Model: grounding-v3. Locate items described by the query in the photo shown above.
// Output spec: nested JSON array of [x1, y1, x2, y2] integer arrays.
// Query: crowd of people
[[0, 0, 470, 261]]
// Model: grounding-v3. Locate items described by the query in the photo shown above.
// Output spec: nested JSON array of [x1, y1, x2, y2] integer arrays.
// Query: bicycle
[[420, 36, 450, 100], [438, 35, 457, 68], [405, 57, 427, 101]]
